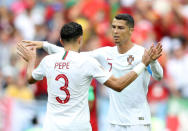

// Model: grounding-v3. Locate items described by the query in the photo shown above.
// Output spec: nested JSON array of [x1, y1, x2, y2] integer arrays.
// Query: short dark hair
[[115, 14, 134, 28], [60, 22, 83, 42]]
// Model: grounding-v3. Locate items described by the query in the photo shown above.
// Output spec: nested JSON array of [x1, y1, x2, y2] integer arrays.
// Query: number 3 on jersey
[[55, 74, 70, 104]]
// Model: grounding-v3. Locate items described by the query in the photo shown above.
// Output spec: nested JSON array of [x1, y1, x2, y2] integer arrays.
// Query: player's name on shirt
[[54, 62, 70, 69]]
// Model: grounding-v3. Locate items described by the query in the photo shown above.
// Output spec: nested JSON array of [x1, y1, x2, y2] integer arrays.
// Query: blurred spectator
[[5, 75, 34, 101], [166, 39, 188, 98], [14, 7, 36, 40], [0, 30, 12, 69]]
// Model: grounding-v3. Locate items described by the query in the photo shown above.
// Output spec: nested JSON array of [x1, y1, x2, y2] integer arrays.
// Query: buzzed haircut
[[115, 14, 134, 28], [60, 22, 83, 43]]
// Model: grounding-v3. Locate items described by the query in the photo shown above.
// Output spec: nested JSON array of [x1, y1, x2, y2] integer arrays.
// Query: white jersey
[[32, 50, 111, 131], [43, 42, 163, 125]]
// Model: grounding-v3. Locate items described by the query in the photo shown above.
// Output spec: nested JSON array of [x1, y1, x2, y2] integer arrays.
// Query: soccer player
[[17, 22, 160, 131]]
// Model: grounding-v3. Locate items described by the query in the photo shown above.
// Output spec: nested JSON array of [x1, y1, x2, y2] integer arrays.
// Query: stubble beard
[[114, 40, 123, 46]]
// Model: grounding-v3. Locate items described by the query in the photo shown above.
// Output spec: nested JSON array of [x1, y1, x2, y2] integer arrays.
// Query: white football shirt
[[32, 50, 111, 131], [43, 42, 163, 125]]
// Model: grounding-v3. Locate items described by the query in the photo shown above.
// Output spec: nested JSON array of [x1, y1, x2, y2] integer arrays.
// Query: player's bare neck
[[117, 41, 134, 54], [64, 43, 79, 52]]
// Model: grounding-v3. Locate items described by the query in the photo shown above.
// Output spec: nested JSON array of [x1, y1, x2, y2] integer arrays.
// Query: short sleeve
[[81, 47, 104, 62], [32, 57, 47, 80], [87, 57, 112, 84]]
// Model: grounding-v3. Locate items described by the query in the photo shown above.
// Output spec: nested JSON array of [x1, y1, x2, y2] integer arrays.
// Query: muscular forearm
[[27, 59, 37, 84], [104, 63, 145, 92], [150, 60, 163, 81], [105, 71, 138, 92]]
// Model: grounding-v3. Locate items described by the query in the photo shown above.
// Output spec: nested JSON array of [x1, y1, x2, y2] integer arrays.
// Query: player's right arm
[[22, 40, 64, 54], [90, 59, 143, 92]]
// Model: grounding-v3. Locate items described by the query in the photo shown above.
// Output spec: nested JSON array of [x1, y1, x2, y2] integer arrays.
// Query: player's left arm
[[149, 42, 163, 81]]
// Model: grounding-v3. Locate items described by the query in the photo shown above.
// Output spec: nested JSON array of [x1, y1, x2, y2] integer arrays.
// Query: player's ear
[[77, 36, 83, 45], [60, 38, 64, 46], [129, 27, 134, 34]]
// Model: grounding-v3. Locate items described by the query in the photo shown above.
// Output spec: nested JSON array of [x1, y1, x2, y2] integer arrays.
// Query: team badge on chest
[[127, 55, 134, 65]]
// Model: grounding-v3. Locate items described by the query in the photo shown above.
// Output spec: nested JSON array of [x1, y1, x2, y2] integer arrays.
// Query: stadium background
[[0, 0, 188, 131]]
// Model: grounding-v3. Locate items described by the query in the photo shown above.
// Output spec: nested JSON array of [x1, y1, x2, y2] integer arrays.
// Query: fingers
[[17, 41, 37, 62], [17, 42, 28, 53], [19, 41, 37, 53], [156, 41, 162, 49], [154, 53, 162, 60], [148, 44, 155, 57], [22, 40, 33, 43], [143, 48, 154, 66], [17, 49, 28, 62], [155, 42, 163, 55], [22, 40, 36, 48], [150, 42, 163, 60], [143, 42, 163, 65], [22, 40, 42, 49], [17, 41, 30, 58], [156, 42, 162, 52]]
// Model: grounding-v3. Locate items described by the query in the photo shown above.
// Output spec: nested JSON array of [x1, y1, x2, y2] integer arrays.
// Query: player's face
[[112, 18, 132, 45]]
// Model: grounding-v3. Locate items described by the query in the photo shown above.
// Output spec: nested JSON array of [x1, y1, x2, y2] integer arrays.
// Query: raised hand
[[17, 41, 36, 62], [142, 42, 163, 66], [22, 40, 43, 49], [151, 42, 162, 61], [142, 44, 155, 66]]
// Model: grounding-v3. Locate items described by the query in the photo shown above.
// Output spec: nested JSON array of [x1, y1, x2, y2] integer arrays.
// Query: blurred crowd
[[0, 0, 188, 131]]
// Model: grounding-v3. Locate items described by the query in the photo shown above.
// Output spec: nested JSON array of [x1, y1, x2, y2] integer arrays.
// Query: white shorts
[[43, 117, 92, 131], [108, 124, 151, 131]]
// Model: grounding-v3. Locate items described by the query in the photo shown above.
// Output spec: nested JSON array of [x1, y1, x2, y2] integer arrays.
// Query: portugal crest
[[127, 55, 134, 65]]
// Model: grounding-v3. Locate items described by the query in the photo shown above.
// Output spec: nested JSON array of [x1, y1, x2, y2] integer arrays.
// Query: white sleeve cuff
[[32, 71, 43, 81], [43, 41, 50, 50], [133, 63, 146, 75]]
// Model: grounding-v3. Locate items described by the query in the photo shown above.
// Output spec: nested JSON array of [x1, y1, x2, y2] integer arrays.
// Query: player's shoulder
[[42, 52, 64, 62], [44, 52, 61, 59], [131, 44, 145, 54], [80, 52, 95, 60], [80, 53, 99, 64], [94, 46, 116, 52], [133, 44, 145, 50]]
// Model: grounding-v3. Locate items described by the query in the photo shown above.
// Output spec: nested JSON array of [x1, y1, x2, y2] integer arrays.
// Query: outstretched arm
[[22, 40, 64, 54]]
